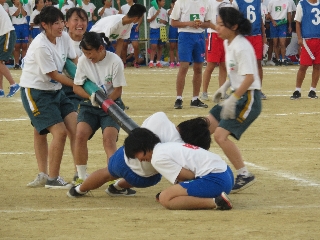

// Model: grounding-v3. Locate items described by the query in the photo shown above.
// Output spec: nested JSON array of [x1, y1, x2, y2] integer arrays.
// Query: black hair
[[65, 7, 88, 22], [101, 0, 110, 4], [133, 0, 137, 3], [33, 0, 40, 11], [171, 0, 176, 3], [177, 117, 211, 150], [124, 128, 161, 159], [219, 7, 251, 36], [127, 3, 146, 18], [33, 6, 64, 26], [80, 32, 110, 50]]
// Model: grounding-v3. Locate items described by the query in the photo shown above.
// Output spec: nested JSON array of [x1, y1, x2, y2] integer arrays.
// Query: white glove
[[90, 93, 100, 107], [212, 80, 231, 103], [220, 93, 239, 120]]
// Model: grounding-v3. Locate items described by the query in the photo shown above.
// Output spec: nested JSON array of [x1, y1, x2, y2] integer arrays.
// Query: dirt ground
[[1, 64, 320, 239]]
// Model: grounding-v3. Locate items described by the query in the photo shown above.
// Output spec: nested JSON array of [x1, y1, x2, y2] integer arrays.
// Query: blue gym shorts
[[0, 30, 16, 61], [180, 165, 234, 198], [270, 21, 287, 39], [77, 97, 125, 140], [209, 89, 262, 140], [31, 28, 41, 39], [168, 25, 178, 43], [149, 28, 166, 45], [13, 24, 29, 43], [86, 21, 94, 32], [21, 87, 76, 135], [130, 23, 139, 42], [108, 146, 162, 188], [178, 32, 205, 63]]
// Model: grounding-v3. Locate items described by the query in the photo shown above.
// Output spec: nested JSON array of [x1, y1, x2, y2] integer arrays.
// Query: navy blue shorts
[[180, 165, 234, 198], [168, 25, 178, 43], [149, 28, 166, 45], [108, 146, 162, 188]]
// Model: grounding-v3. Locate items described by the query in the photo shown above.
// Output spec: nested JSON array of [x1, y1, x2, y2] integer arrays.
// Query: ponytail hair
[[218, 7, 251, 36], [80, 32, 110, 51]]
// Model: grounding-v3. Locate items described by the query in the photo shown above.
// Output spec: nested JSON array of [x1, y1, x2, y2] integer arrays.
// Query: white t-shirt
[[207, 0, 231, 33], [170, 0, 212, 33], [20, 31, 77, 90], [71, 39, 82, 57], [125, 112, 184, 177], [224, 35, 261, 90], [0, 5, 14, 35], [121, 3, 132, 14], [2, 2, 9, 13], [268, 0, 292, 20], [90, 14, 131, 41], [30, 9, 40, 28], [147, 7, 168, 29], [98, 6, 118, 18], [151, 142, 227, 184], [9, 5, 28, 24], [80, 2, 96, 21], [261, 3, 268, 24], [74, 51, 127, 96]]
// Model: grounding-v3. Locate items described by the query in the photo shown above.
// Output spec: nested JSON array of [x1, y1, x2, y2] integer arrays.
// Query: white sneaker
[[265, 60, 276, 66], [27, 173, 48, 187], [200, 92, 209, 101]]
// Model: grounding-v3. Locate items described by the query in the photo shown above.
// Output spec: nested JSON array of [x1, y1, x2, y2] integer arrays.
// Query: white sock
[[295, 88, 301, 92], [75, 185, 86, 194], [310, 87, 316, 92], [76, 165, 87, 180], [192, 96, 199, 101], [150, 60, 154, 64], [237, 167, 250, 177], [176, 96, 182, 100], [113, 180, 123, 190]]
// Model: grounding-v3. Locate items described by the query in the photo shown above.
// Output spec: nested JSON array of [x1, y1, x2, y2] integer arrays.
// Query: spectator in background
[[30, 0, 44, 40], [78, 0, 97, 31], [98, 0, 120, 18], [167, 0, 180, 68]]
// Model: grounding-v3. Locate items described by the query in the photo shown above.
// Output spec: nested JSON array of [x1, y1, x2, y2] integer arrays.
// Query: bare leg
[[176, 62, 189, 96], [311, 64, 320, 88], [47, 122, 68, 178], [192, 62, 203, 97], [102, 126, 118, 163], [33, 128, 48, 174], [79, 167, 116, 192], [0, 61, 16, 85], [295, 65, 308, 88], [159, 184, 216, 210], [202, 62, 217, 93], [218, 62, 227, 87]]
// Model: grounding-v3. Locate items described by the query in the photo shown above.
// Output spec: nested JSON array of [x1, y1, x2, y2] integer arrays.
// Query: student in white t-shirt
[[20, 6, 78, 189], [121, 0, 144, 68], [123, 128, 233, 210], [209, 7, 262, 193], [67, 111, 212, 198], [98, 0, 120, 18], [171, 0, 212, 109], [147, 0, 168, 68], [78, 0, 97, 31], [90, 4, 146, 58], [29, 0, 44, 40], [72, 32, 127, 184], [0, 0, 9, 12], [9, 0, 29, 69], [0, 4, 20, 98], [26, 7, 89, 188]]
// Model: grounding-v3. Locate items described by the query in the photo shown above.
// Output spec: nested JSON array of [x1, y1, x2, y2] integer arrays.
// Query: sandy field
[[1, 64, 320, 239]]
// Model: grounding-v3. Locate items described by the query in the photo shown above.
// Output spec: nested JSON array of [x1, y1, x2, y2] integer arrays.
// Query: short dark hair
[[177, 117, 211, 150], [66, 7, 88, 23], [219, 7, 251, 35], [127, 3, 146, 18], [124, 128, 161, 159]]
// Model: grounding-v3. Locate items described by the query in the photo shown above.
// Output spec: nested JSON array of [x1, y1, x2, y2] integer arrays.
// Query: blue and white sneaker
[[231, 173, 256, 193], [6, 84, 20, 98], [0, 89, 4, 98]]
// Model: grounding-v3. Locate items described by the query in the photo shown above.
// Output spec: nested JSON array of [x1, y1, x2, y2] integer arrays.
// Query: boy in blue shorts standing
[[0, 5, 20, 98], [147, 0, 168, 68], [9, 0, 29, 70], [267, 0, 292, 65], [170, 0, 212, 109]]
